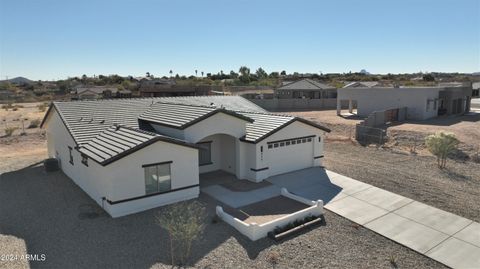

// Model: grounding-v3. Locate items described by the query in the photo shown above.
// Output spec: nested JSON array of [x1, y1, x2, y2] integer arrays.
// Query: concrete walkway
[[267, 168, 480, 269]]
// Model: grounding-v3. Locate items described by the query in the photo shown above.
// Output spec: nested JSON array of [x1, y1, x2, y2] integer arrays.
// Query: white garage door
[[266, 136, 314, 176]]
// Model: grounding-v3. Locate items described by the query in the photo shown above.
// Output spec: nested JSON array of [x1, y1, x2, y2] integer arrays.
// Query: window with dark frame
[[280, 142, 285, 147], [81, 154, 88, 166], [307, 138, 312, 142], [197, 142, 212, 166], [268, 144, 273, 149], [144, 162, 172, 195], [291, 140, 296, 145], [68, 146, 73, 165], [286, 141, 291, 146], [274, 143, 279, 148], [302, 138, 307, 143]]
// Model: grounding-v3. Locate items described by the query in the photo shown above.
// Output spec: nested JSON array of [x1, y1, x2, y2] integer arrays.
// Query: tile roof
[[78, 125, 196, 165], [343, 81, 379, 88], [278, 79, 334, 90], [139, 102, 253, 129]]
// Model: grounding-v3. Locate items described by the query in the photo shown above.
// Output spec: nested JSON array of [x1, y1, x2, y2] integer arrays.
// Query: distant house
[[472, 82, 479, 98], [72, 86, 132, 100], [139, 79, 221, 97], [275, 79, 336, 99], [337, 84, 473, 120], [343, 81, 380, 88]]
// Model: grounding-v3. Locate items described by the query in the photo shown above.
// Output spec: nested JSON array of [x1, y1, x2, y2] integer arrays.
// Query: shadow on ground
[[0, 163, 283, 268]]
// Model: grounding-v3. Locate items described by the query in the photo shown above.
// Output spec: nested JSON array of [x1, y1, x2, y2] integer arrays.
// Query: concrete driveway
[[267, 167, 480, 269]]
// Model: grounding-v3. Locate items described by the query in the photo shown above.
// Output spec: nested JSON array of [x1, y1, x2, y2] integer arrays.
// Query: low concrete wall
[[216, 188, 324, 241], [247, 98, 346, 111]]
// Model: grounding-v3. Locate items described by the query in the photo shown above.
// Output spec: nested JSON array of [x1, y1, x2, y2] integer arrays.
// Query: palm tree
[[201, 71, 204, 77], [195, 70, 198, 77], [146, 72, 150, 77], [169, 70, 173, 77]]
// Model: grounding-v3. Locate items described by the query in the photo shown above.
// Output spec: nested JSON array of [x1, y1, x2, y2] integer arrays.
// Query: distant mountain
[[0, 76, 33, 84]]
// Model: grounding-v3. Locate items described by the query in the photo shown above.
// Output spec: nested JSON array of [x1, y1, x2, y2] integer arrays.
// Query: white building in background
[[337, 85, 472, 120], [41, 96, 330, 217]]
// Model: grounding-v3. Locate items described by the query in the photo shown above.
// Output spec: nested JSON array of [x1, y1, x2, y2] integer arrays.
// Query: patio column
[[348, 100, 353, 113]]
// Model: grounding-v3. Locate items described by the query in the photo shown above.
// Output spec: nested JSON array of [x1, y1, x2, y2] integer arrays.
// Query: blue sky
[[0, 0, 479, 80]]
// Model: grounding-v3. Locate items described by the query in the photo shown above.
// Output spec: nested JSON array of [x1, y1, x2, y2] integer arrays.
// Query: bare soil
[[224, 196, 308, 224], [288, 109, 480, 159], [0, 102, 48, 135]]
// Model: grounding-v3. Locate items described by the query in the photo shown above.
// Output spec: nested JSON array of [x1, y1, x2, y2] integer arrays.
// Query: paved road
[[267, 168, 480, 269]]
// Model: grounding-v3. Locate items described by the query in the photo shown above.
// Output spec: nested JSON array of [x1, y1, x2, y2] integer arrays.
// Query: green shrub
[[425, 132, 459, 168]]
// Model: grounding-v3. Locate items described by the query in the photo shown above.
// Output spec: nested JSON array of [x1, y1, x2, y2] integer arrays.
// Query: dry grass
[[0, 102, 48, 136]]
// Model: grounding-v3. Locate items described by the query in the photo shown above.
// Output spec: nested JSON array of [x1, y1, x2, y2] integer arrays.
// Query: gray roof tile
[[278, 79, 334, 90]]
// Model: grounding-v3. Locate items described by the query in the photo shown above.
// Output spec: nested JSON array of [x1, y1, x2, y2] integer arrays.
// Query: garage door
[[266, 136, 314, 176]]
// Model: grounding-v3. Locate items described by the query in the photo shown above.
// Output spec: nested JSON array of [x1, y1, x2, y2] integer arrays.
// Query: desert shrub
[[425, 132, 459, 168], [4, 127, 17, 137], [156, 201, 207, 266], [37, 103, 48, 112], [28, 119, 41, 128], [265, 250, 281, 268], [1, 103, 13, 111]]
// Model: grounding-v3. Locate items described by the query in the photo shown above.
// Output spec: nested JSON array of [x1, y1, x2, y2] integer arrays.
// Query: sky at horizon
[[0, 0, 479, 81]]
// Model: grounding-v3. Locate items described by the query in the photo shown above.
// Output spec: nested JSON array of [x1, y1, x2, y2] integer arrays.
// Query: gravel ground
[[324, 141, 480, 222], [0, 163, 445, 268]]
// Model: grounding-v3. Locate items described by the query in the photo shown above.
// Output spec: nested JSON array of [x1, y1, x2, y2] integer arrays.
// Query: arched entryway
[[196, 133, 237, 175]]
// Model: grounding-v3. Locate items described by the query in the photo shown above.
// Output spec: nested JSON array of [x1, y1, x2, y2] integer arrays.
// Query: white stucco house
[[41, 96, 330, 217]]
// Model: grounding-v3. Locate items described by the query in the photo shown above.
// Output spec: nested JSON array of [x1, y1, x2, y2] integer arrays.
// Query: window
[[302, 138, 307, 143], [197, 142, 212, 166], [318, 137, 322, 142], [274, 143, 279, 148], [307, 138, 312, 142], [297, 139, 302, 144], [286, 141, 291, 146], [68, 146, 73, 165], [291, 140, 296, 145], [81, 154, 88, 166], [280, 142, 285, 147], [144, 162, 172, 194], [268, 144, 273, 149]]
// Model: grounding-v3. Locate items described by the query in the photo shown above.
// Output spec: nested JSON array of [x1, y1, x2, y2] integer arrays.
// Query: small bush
[[4, 127, 17, 137], [425, 132, 459, 168], [37, 103, 48, 112], [265, 250, 281, 268], [12, 107, 18, 111], [28, 119, 41, 128]]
